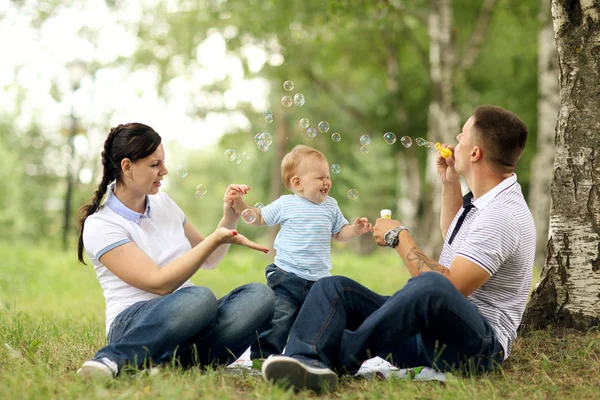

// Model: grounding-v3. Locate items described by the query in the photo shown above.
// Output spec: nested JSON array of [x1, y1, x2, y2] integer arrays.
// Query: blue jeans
[[250, 264, 315, 359], [285, 272, 504, 374], [94, 283, 274, 372]]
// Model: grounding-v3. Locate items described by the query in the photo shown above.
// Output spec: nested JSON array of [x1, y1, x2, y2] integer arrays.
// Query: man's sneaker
[[77, 358, 118, 380], [262, 355, 338, 393]]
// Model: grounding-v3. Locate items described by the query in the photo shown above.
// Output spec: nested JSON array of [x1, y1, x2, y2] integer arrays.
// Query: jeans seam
[[437, 302, 495, 345], [310, 285, 385, 357]]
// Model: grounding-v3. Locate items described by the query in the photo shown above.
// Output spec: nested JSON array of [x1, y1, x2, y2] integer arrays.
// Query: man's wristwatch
[[384, 226, 408, 248]]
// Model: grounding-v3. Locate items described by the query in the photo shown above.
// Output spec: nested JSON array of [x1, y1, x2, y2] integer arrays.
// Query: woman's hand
[[222, 184, 250, 220], [214, 227, 269, 254]]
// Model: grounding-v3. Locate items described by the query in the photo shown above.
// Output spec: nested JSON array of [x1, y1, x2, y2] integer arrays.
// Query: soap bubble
[[265, 115, 273, 124], [360, 134, 371, 146], [195, 184, 207, 195], [299, 118, 310, 128], [415, 137, 427, 147], [224, 149, 236, 161], [176, 166, 188, 178], [194, 191, 204, 200], [330, 164, 341, 174], [283, 80, 294, 91], [348, 189, 359, 200], [294, 93, 305, 106], [306, 128, 317, 138], [257, 142, 271, 152], [232, 153, 242, 164], [242, 152, 251, 161], [281, 96, 293, 107], [255, 132, 273, 145], [262, 108, 273, 117], [360, 145, 369, 154], [401, 136, 413, 148], [331, 132, 341, 142], [318, 121, 330, 133], [383, 132, 397, 145], [255, 202, 265, 209], [241, 208, 257, 224]]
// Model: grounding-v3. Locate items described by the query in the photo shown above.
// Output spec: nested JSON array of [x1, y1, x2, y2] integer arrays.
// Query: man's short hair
[[281, 145, 327, 190], [472, 105, 528, 173]]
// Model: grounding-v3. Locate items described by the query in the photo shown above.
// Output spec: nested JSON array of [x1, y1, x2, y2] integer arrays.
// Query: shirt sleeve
[[330, 198, 349, 234], [261, 196, 284, 226], [455, 206, 520, 276], [161, 192, 186, 225], [82, 216, 131, 261]]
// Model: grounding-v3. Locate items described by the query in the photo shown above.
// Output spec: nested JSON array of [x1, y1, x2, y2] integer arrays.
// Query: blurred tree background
[[1, 0, 544, 262]]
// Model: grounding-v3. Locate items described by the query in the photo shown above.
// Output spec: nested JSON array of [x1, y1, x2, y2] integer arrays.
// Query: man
[[261, 105, 536, 393]]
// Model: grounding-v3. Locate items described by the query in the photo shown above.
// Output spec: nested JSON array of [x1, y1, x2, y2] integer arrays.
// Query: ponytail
[[76, 127, 120, 264]]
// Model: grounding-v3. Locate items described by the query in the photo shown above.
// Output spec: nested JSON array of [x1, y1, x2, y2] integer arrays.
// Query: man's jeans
[[250, 264, 315, 359], [285, 272, 504, 374], [94, 283, 274, 372]]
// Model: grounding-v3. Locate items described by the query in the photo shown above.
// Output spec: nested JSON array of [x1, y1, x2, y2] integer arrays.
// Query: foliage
[[1, 0, 541, 250]]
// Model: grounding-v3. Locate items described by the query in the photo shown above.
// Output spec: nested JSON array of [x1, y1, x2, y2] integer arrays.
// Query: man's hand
[[436, 144, 460, 184], [352, 217, 373, 235], [223, 184, 250, 219], [373, 218, 402, 247]]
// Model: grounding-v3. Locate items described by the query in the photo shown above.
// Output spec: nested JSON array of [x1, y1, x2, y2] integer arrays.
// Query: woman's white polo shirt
[[83, 184, 194, 335]]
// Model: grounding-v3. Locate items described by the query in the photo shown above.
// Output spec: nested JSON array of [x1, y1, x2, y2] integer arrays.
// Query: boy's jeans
[[250, 264, 316, 359], [284, 272, 505, 373], [94, 283, 274, 372]]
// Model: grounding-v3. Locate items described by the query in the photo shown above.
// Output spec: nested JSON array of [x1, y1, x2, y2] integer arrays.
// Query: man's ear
[[471, 146, 482, 162], [290, 176, 302, 191]]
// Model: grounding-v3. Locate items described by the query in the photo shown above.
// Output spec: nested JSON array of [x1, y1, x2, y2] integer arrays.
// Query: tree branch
[[458, 0, 497, 72], [300, 66, 368, 127]]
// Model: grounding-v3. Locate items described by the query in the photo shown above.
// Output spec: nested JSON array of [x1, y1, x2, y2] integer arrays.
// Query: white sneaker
[[356, 364, 447, 382], [262, 355, 338, 393], [77, 358, 118, 380]]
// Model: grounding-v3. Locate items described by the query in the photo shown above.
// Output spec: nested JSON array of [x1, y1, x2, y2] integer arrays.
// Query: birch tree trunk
[[423, 0, 460, 257], [529, 0, 559, 268], [521, 0, 600, 331]]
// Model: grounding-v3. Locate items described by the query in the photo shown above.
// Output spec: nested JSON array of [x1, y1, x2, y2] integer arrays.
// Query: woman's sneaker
[[77, 358, 118, 380], [262, 355, 338, 393]]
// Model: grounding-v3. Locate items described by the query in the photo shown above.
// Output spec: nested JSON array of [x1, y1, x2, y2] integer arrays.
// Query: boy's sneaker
[[77, 358, 118, 380], [262, 355, 338, 393], [356, 363, 447, 382]]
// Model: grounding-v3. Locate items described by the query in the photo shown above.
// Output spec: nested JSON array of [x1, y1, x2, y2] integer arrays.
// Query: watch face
[[384, 231, 395, 246]]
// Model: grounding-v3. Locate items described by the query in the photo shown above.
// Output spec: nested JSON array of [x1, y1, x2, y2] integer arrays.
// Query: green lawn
[[1, 243, 599, 399]]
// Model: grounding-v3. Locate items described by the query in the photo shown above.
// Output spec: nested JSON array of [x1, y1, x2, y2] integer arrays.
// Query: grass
[[1, 243, 599, 399]]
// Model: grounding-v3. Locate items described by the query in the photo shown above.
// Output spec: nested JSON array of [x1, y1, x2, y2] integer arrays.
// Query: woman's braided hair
[[77, 123, 161, 264]]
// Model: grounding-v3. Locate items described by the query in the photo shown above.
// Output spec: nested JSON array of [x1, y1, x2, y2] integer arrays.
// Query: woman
[[76, 122, 274, 379]]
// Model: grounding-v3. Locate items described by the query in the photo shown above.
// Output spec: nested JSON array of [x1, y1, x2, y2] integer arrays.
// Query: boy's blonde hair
[[281, 145, 327, 190]]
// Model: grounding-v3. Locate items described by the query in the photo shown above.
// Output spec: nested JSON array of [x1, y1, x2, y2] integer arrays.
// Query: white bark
[[529, 0, 559, 268], [422, 0, 460, 257], [523, 0, 600, 330]]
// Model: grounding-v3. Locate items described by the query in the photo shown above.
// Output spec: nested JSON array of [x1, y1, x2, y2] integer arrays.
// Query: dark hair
[[77, 123, 161, 264], [472, 105, 528, 173]]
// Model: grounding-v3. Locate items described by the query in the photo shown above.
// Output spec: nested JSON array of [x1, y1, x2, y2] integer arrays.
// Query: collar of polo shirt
[[104, 183, 151, 224], [471, 174, 518, 210]]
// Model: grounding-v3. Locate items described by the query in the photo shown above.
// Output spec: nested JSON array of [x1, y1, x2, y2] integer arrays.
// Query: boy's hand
[[352, 217, 373, 235], [223, 184, 249, 218]]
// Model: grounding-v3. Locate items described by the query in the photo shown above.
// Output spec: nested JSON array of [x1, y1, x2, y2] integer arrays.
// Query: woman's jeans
[[284, 272, 505, 374], [94, 283, 275, 372]]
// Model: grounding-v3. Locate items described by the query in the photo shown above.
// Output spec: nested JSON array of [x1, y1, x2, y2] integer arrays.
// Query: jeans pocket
[[266, 265, 286, 288]]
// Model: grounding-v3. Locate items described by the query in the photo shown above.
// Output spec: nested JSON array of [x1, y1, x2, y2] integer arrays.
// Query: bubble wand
[[415, 137, 452, 159]]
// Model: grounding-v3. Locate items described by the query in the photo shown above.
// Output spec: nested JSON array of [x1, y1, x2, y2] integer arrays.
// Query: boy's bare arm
[[333, 217, 373, 242]]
